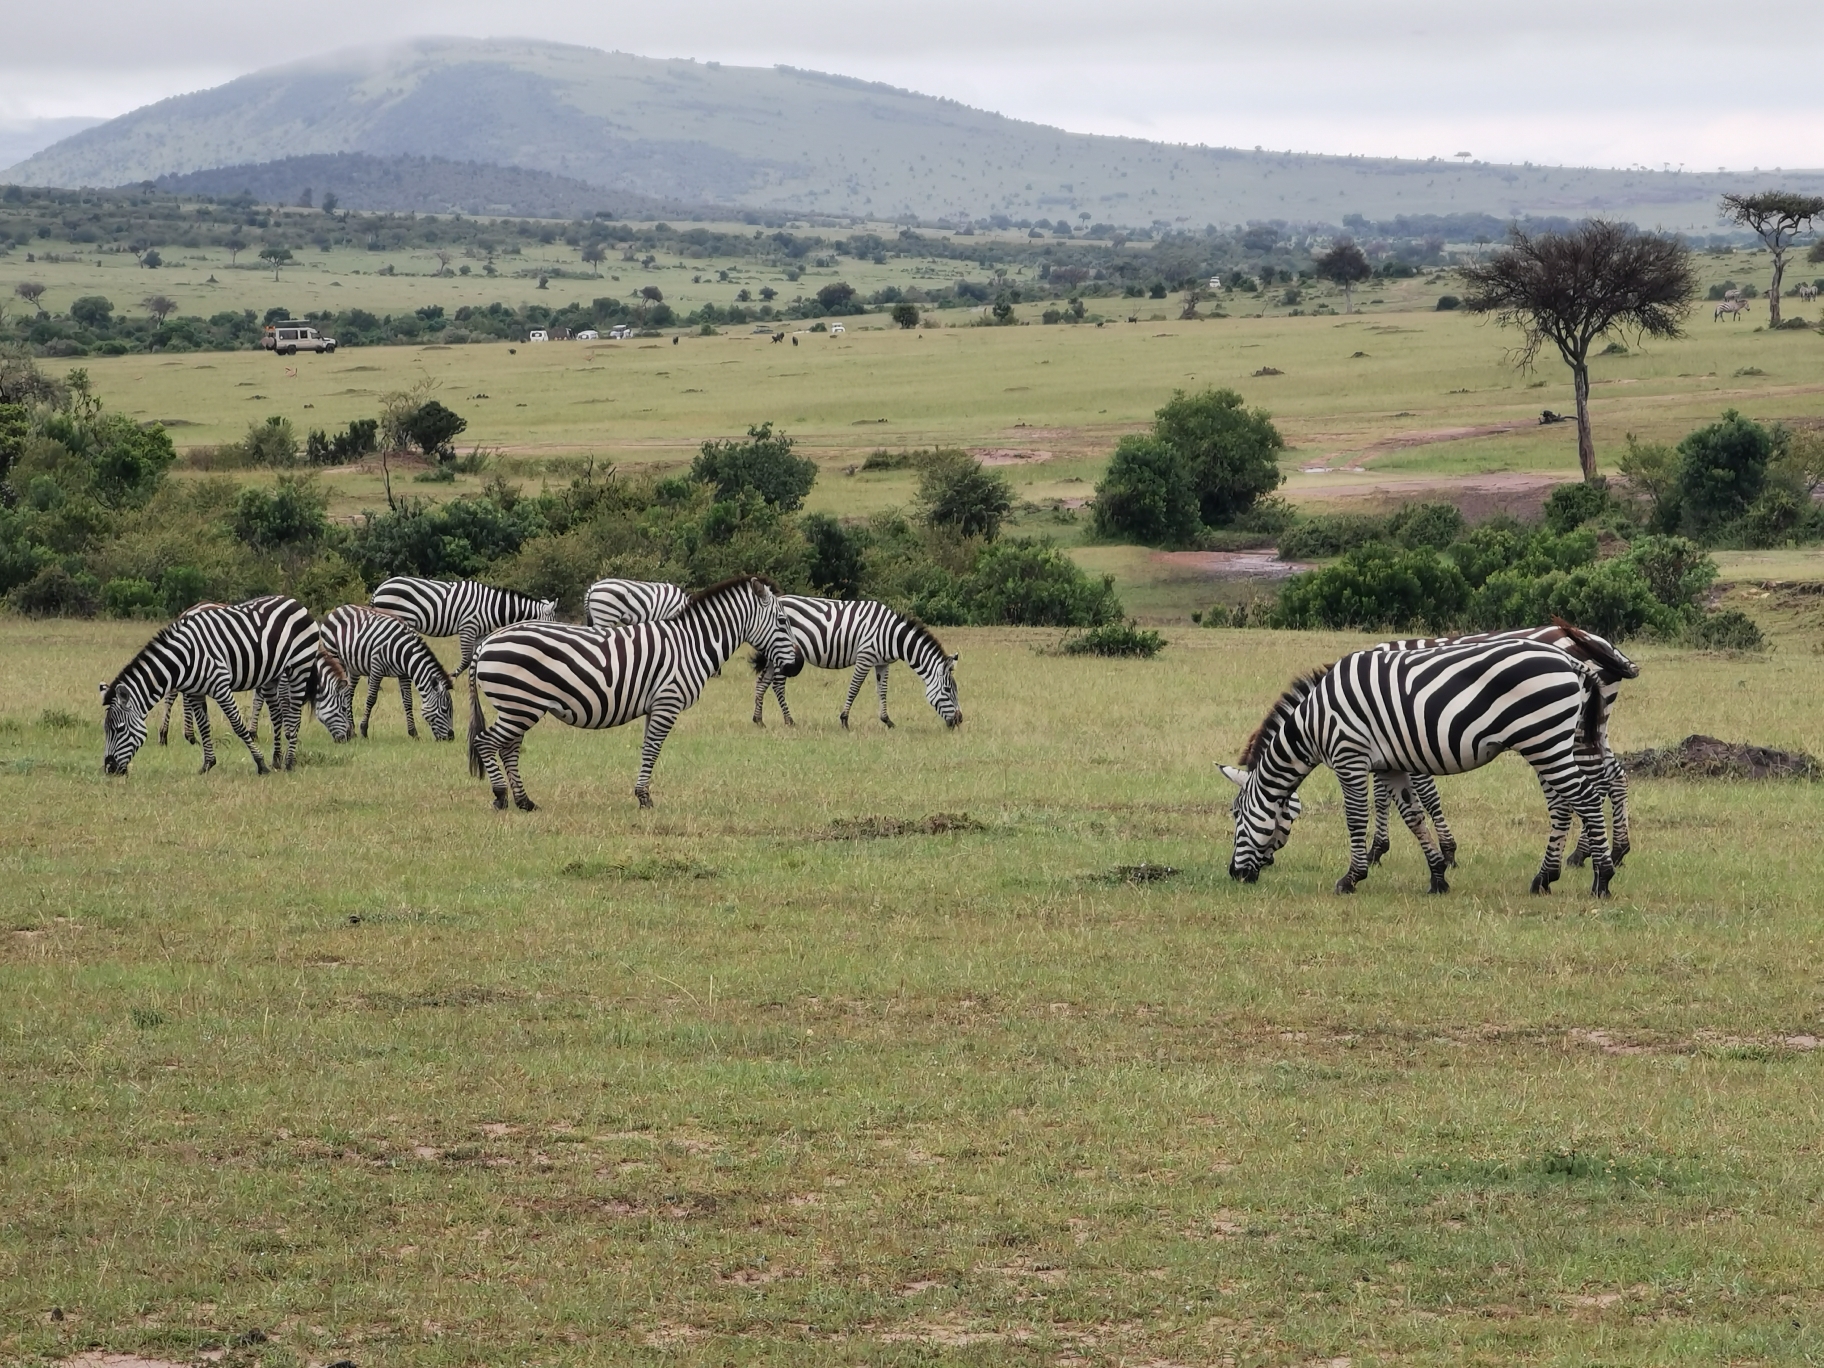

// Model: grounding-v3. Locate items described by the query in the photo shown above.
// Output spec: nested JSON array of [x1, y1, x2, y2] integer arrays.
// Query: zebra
[[1364, 620, 1639, 869], [155, 598, 350, 748], [368, 577, 558, 672], [1714, 298, 1749, 321], [585, 577, 690, 629], [1222, 640, 1615, 897], [100, 596, 324, 776], [468, 575, 801, 810], [749, 596, 962, 730], [1800, 283, 1819, 304], [320, 604, 456, 741]]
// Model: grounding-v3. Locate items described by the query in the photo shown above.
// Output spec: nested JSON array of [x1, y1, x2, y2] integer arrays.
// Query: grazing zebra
[[157, 597, 347, 748], [468, 576, 801, 810], [1714, 298, 1749, 321], [1365, 620, 1639, 868], [1222, 640, 1615, 897], [320, 604, 456, 741], [749, 596, 962, 730], [100, 596, 322, 776], [585, 577, 690, 629], [369, 577, 558, 672]]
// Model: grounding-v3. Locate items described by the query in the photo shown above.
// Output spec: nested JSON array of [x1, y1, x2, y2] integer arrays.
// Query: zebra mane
[[686, 575, 777, 608], [1239, 665, 1331, 768], [897, 611, 948, 662], [106, 616, 196, 693]]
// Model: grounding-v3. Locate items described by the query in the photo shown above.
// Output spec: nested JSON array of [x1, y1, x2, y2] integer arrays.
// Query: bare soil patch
[[59, 1357, 197, 1368], [825, 813, 986, 840], [1620, 735, 1821, 781], [1152, 550, 1311, 580], [973, 448, 1053, 465], [1304, 421, 1538, 473], [1294, 472, 1568, 523]]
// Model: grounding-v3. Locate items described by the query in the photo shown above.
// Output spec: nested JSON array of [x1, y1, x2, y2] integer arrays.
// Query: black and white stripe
[[750, 596, 962, 730], [321, 604, 456, 741], [101, 595, 323, 776], [158, 597, 350, 748], [1224, 640, 1615, 896], [369, 577, 557, 671], [1367, 621, 1639, 868], [468, 576, 801, 810], [585, 577, 690, 629]]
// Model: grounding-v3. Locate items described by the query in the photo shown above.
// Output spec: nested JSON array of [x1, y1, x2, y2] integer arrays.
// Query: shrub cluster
[[1617, 411, 1824, 548], [1092, 388, 1286, 545]]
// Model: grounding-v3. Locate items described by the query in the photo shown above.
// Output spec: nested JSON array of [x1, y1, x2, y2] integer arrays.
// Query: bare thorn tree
[[14, 281, 47, 315], [1461, 221, 1696, 482], [142, 294, 177, 326], [1720, 191, 1824, 326]]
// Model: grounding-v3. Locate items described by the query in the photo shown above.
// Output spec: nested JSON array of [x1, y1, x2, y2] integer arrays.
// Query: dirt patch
[[1294, 472, 1568, 523], [1152, 550, 1312, 579], [972, 448, 1053, 465], [1305, 420, 1537, 472], [1620, 734, 1820, 781], [59, 1357, 197, 1368], [1090, 863, 1181, 885], [826, 813, 986, 839]]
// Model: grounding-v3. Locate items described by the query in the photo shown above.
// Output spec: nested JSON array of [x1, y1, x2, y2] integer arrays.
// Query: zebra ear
[[98, 681, 109, 701], [949, 652, 959, 665], [1218, 764, 1250, 787]]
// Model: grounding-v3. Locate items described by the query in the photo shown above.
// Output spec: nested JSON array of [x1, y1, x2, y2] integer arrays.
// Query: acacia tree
[[1720, 192, 1824, 326], [259, 245, 293, 281], [1461, 222, 1696, 482], [142, 294, 177, 325], [580, 242, 606, 276], [1313, 238, 1372, 313], [14, 281, 46, 315], [224, 234, 246, 266]]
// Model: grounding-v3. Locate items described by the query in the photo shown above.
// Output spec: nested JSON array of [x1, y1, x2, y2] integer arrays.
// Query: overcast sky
[[4, 0, 1819, 171]]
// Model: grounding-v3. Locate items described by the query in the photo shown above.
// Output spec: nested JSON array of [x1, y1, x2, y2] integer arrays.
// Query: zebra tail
[[1576, 666, 1607, 756], [467, 659, 486, 779], [1550, 616, 1641, 679], [748, 648, 767, 675]]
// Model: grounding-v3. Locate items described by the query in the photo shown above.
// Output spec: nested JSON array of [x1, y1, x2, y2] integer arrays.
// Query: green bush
[[690, 423, 818, 511], [240, 415, 300, 468], [918, 449, 1014, 540], [1090, 435, 1200, 545], [1061, 622, 1165, 658], [233, 475, 328, 550], [1541, 477, 1619, 534], [158, 565, 210, 616], [9, 563, 100, 617], [801, 512, 865, 598], [1675, 410, 1771, 538], [1624, 534, 1716, 609], [1385, 501, 1466, 549], [102, 576, 160, 618], [1152, 387, 1286, 526], [1685, 609, 1765, 651], [958, 538, 1122, 627], [1276, 513, 1387, 560], [1270, 543, 1469, 631], [403, 401, 468, 462]]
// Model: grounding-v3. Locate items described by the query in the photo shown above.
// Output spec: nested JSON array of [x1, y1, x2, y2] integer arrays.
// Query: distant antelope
[[1715, 298, 1749, 321]]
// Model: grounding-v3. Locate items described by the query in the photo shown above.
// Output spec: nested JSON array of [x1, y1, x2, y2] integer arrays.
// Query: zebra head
[[749, 584, 802, 678], [421, 682, 457, 741], [311, 652, 355, 743], [922, 650, 963, 728], [99, 679, 151, 775], [534, 598, 559, 623], [1219, 764, 1300, 866]]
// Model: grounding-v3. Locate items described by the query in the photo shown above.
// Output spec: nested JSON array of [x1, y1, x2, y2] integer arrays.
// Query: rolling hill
[[7, 37, 1819, 231]]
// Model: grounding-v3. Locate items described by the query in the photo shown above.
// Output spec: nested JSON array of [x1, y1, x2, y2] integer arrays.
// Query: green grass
[[5, 617, 1824, 1365]]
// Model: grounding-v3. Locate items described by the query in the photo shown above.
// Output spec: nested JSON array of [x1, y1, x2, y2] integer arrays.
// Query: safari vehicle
[[607, 325, 634, 340], [262, 323, 336, 355], [528, 330, 550, 343]]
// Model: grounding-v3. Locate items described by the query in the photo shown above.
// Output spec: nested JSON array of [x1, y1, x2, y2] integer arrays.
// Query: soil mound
[[1621, 734, 1820, 780]]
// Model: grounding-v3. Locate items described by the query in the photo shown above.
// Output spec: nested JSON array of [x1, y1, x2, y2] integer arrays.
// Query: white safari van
[[262, 323, 336, 355]]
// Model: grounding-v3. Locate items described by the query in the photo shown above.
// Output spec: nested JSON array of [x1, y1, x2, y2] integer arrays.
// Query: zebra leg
[[158, 689, 179, 745], [1529, 780, 1574, 895], [399, 677, 418, 739], [772, 674, 794, 727], [632, 705, 681, 809], [361, 675, 383, 738], [1367, 775, 1393, 864], [247, 692, 262, 740], [839, 662, 871, 729], [1332, 756, 1374, 894], [1411, 774, 1456, 867], [1573, 777, 1615, 897], [752, 668, 770, 726], [471, 723, 513, 808], [875, 663, 893, 728], [501, 733, 536, 812], [188, 696, 215, 774], [457, 623, 480, 676], [1607, 755, 1632, 866], [1390, 784, 1450, 894], [207, 683, 269, 775], [280, 679, 304, 771]]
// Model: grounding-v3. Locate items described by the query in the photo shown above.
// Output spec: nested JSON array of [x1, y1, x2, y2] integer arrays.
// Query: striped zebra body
[[369, 577, 557, 672], [101, 595, 322, 776], [585, 577, 690, 629], [750, 596, 962, 730], [1224, 641, 1615, 897], [468, 576, 800, 809], [1368, 621, 1639, 868], [321, 605, 456, 741], [158, 598, 349, 748]]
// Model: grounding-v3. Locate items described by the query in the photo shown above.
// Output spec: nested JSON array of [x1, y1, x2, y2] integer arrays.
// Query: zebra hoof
[[515, 795, 537, 812], [839, 715, 850, 730], [1366, 840, 1389, 866], [1441, 844, 1458, 868], [491, 792, 509, 810], [1530, 873, 1553, 895], [1591, 869, 1613, 898], [1428, 874, 1450, 895], [880, 716, 895, 729], [634, 789, 654, 809], [1612, 842, 1630, 868], [1566, 848, 1588, 868], [1334, 877, 1357, 895]]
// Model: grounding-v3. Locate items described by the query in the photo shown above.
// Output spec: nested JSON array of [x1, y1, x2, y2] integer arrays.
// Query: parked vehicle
[[262, 323, 336, 355], [528, 330, 550, 343], [576, 329, 600, 341], [608, 325, 634, 340], [829, 324, 846, 336]]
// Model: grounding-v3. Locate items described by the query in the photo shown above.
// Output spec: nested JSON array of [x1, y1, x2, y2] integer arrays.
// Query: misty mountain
[[0, 117, 107, 171], [7, 37, 1817, 230]]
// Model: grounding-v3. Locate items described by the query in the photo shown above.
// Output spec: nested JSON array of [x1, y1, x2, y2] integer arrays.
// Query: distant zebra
[[1223, 641, 1615, 897], [1800, 283, 1819, 304], [584, 577, 690, 629], [321, 604, 456, 741], [369, 577, 558, 672], [468, 576, 801, 810], [749, 596, 962, 730], [101, 595, 323, 776], [1367, 620, 1639, 868], [1715, 298, 1749, 321]]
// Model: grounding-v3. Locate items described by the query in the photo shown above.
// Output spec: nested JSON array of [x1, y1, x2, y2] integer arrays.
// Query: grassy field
[[4, 613, 1824, 1366]]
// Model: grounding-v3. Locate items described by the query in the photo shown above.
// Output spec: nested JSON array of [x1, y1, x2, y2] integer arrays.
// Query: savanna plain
[[6, 229, 1824, 1366]]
